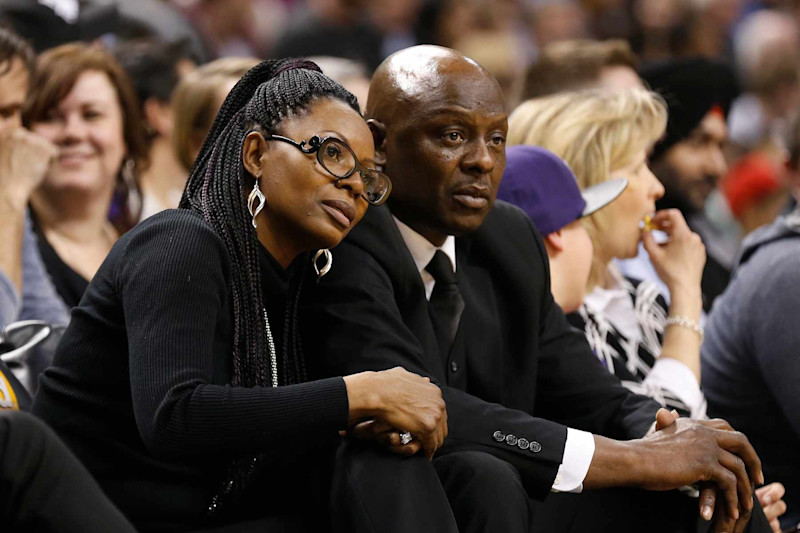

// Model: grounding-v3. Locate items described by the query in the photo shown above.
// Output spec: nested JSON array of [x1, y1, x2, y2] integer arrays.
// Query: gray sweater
[[702, 208, 800, 529], [0, 211, 69, 328]]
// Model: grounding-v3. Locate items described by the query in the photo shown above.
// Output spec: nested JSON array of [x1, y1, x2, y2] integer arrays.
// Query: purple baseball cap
[[498, 145, 628, 236]]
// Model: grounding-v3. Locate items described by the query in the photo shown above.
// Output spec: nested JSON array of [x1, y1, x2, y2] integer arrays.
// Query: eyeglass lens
[[318, 138, 356, 178], [317, 138, 389, 204]]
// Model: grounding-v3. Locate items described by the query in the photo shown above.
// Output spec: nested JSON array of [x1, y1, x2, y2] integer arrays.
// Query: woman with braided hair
[[32, 59, 451, 532]]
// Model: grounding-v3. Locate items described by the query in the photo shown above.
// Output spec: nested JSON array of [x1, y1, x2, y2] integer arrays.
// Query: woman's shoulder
[[124, 209, 221, 244], [132, 208, 212, 233], [116, 209, 230, 271]]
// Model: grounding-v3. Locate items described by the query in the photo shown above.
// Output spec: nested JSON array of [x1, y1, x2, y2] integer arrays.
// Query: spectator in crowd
[[721, 150, 790, 236], [521, 38, 642, 100], [629, 0, 691, 61], [0, 27, 67, 329], [171, 56, 259, 173], [729, 9, 800, 152], [306, 44, 767, 533], [363, 0, 425, 59], [32, 58, 457, 532], [454, 30, 528, 110], [0, 0, 117, 52], [702, 205, 800, 531], [271, 0, 384, 71], [114, 39, 194, 219], [23, 43, 148, 310], [785, 112, 800, 210], [307, 56, 371, 108], [530, 0, 589, 50], [508, 89, 707, 419], [618, 58, 739, 312], [175, 0, 283, 59]]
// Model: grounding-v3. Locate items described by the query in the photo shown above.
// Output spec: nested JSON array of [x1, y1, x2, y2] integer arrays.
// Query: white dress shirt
[[393, 217, 595, 493]]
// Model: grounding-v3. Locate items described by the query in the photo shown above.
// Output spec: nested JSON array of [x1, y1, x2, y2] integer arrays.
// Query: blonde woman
[[508, 89, 787, 531], [509, 88, 707, 417]]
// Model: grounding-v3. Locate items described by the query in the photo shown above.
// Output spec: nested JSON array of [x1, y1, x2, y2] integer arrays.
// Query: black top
[[31, 214, 89, 309], [32, 209, 349, 531]]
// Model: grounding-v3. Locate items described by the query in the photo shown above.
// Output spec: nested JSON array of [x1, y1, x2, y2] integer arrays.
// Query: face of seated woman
[[30, 70, 126, 198], [592, 148, 665, 262], [244, 97, 375, 260]]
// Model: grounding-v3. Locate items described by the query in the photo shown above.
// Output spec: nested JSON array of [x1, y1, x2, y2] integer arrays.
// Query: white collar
[[393, 216, 457, 275], [584, 264, 627, 311]]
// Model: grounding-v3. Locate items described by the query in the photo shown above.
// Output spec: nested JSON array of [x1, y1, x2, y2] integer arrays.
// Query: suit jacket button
[[529, 441, 542, 453], [450, 361, 458, 372], [517, 438, 529, 450], [505, 434, 518, 446], [492, 430, 505, 442]]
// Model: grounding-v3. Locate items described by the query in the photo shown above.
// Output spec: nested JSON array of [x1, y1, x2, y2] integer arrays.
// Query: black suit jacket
[[304, 201, 660, 499]]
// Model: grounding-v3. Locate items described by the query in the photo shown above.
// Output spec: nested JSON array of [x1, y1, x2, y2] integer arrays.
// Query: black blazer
[[304, 200, 660, 499]]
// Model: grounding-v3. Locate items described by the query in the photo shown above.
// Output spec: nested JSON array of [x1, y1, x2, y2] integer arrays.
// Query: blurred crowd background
[[2, 0, 800, 265]]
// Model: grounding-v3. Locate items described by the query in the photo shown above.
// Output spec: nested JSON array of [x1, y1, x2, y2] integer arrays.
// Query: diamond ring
[[399, 432, 413, 445]]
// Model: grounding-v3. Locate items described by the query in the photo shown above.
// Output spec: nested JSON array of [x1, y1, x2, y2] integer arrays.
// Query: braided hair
[[179, 58, 359, 513]]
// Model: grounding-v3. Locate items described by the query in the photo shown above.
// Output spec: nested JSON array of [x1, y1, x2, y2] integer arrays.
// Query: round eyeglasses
[[262, 134, 392, 206]]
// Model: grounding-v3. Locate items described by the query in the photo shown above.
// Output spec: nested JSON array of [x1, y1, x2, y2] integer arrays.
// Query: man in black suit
[[306, 45, 765, 533]]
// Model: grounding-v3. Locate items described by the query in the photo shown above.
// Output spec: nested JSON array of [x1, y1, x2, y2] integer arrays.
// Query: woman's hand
[[641, 209, 706, 305], [756, 482, 787, 533], [343, 367, 447, 460]]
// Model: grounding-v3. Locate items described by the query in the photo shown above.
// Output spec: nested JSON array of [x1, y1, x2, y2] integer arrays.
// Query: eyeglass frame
[[256, 133, 392, 206]]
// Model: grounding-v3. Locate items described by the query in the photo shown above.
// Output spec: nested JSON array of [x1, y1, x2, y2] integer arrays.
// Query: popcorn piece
[[643, 214, 655, 231]]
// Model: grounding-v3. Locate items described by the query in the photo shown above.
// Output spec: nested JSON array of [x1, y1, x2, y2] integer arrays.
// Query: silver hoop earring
[[247, 175, 265, 229], [313, 249, 333, 281]]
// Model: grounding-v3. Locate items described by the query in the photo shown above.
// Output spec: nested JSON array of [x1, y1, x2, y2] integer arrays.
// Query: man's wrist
[[584, 436, 645, 489]]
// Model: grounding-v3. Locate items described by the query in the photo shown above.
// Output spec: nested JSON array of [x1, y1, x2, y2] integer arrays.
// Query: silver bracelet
[[665, 315, 704, 342]]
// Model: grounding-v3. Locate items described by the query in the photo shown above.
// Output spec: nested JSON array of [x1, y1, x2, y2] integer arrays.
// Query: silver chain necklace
[[263, 307, 278, 387]]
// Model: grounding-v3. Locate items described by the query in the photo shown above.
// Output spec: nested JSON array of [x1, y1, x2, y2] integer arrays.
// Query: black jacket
[[304, 200, 660, 500]]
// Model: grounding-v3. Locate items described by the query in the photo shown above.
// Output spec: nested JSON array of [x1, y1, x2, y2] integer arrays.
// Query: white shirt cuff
[[551, 428, 595, 493], [645, 358, 707, 419]]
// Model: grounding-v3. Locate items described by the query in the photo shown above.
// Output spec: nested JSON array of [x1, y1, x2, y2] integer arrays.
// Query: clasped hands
[[650, 408, 784, 533]]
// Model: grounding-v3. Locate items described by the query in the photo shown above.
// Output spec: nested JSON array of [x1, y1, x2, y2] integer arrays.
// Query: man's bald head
[[364, 45, 508, 246], [366, 45, 496, 123]]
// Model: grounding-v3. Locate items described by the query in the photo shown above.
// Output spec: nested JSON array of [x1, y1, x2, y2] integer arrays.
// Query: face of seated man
[[366, 46, 508, 246], [0, 56, 28, 132]]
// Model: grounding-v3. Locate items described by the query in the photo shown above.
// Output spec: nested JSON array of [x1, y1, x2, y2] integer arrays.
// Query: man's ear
[[367, 118, 387, 169], [544, 229, 564, 253], [242, 130, 267, 177]]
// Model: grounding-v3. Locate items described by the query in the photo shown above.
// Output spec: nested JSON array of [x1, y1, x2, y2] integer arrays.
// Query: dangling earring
[[247, 173, 265, 229], [313, 249, 333, 281]]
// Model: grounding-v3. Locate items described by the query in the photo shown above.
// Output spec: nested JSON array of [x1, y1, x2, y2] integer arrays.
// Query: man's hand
[[649, 408, 763, 533], [0, 127, 57, 208]]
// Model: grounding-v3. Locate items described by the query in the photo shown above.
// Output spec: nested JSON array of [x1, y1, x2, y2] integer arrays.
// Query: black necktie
[[426, 250, 465, 358]]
